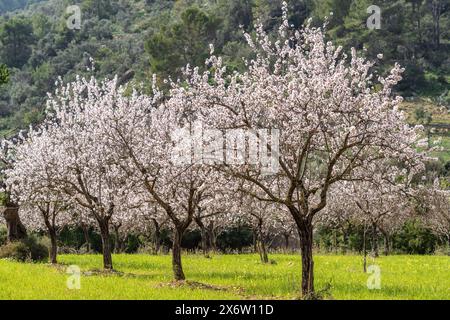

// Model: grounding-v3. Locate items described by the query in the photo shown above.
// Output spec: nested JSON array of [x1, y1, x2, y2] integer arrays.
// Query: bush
[[217, 226, 253, 252], [0, 236, 49, 262], [393, 220, 437, 254]]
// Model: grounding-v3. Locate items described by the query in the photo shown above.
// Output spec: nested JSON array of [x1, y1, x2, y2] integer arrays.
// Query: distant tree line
[[0, 0, 448, 134]]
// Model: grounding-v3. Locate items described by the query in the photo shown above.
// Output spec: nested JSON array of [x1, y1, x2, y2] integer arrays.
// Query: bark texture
[[2, 203, 27, 242], [172, 228, 185, 280], [99, 219, 113, 270]]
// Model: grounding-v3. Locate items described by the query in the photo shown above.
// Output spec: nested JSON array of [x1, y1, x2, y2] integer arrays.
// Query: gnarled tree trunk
[[98, 219, 113, 270], [172, 227, 185, 280], [257, 238, 269, 263], [2, 203, 27, 242], [206, 222, 217, 252], [380, 229, 390, 256], [81, 224, 91, 253], [49, 228, 58, 264], [151, 218, 161, 255], [294, 215, 315, 298], [255, 218, 269, 263]]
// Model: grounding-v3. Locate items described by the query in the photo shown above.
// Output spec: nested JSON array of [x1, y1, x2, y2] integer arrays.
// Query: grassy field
[[0, 254, 449, 300]]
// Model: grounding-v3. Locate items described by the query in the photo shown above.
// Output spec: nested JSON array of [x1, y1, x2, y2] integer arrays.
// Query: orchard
[[0, 3, 448, 300]]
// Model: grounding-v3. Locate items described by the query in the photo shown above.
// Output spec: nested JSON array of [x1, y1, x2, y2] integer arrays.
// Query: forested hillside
[[0, 0, 45, 14], [0, 0, 449, 161]]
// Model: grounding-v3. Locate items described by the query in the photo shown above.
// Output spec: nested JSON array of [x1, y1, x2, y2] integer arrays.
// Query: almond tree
[[317, 193, 357, 254], [72, 209, 95, 253], [377, 207, 411, 256], [40, 76, 139, 270], [100, 78, 222, 280], [419, 181, 450, 253], [234, 190, 284, 263], [274, 212, 297, 252], [173, 3, 425, 295], [0, 139, 27, 242], [342, 175, 411, 258], [193, 189, 232, 256], [329, 162, 414, 270], [197, 210, 230, 254], [194, 205, 222, 257], [135, 202, 169, 254], [4, 128, 72, 263]]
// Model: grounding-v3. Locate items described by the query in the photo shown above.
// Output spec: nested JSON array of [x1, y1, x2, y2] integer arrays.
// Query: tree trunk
[[113, 226, 124, 253], [257, 238, 269, 263], [200, 227, 209, 257], [255, 220, 269, 263], [2, 204, 27, 242], [371, 222, 379, 258], [363, 225, 367, 273], [151, 218, 160, 255], [49, 228, 58, 264], [429, 0, 441, 48], [252, 229, 257, 253], [434, 4, 441, 48], [284, 233, 290, 252], [297, 220, 314, 298], [98, 219, 113, 270], [261, 241, 268, 263], [206, 222, 216, 252], [412, 2, 422, 44], [195, 218, 209, 257], [81, 224, 91, 253], [383, 232, 390, 256], [172, 228, 185, 280]]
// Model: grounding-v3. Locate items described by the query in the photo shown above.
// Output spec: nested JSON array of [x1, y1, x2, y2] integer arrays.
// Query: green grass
[[0, 254, 449, 300], [430, 135, 450, 163]]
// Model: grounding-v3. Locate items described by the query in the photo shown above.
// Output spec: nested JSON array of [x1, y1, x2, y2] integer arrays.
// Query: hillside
[[0, 0, 448, 167], [0, 0, 45, 14]]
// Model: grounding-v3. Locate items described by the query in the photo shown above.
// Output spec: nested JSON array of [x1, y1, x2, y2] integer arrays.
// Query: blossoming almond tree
[[0, 139, 27, 242], [71, 208, 96, 253], [173, 3, 426, 295], [194, 204, 223, 257], [273, 212, 297, 252], [234, 189, 285, 263], [41, 76, 140, 270], [134, 201, 169, 254], [419, 181, 450, 252], [339, 171, 412, 257], [4, 128, 72, 263], [192, 187, 236, 256], [316, 190, 358, 254], [97, 78, 223, 280]]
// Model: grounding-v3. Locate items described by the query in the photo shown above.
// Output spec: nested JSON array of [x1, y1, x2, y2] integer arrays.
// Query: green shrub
[[0, 236, 48, 262], [393, 220, 437, 254]]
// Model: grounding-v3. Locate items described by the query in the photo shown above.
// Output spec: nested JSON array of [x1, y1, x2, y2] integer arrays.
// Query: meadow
[[0, 254, 448, 300]]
